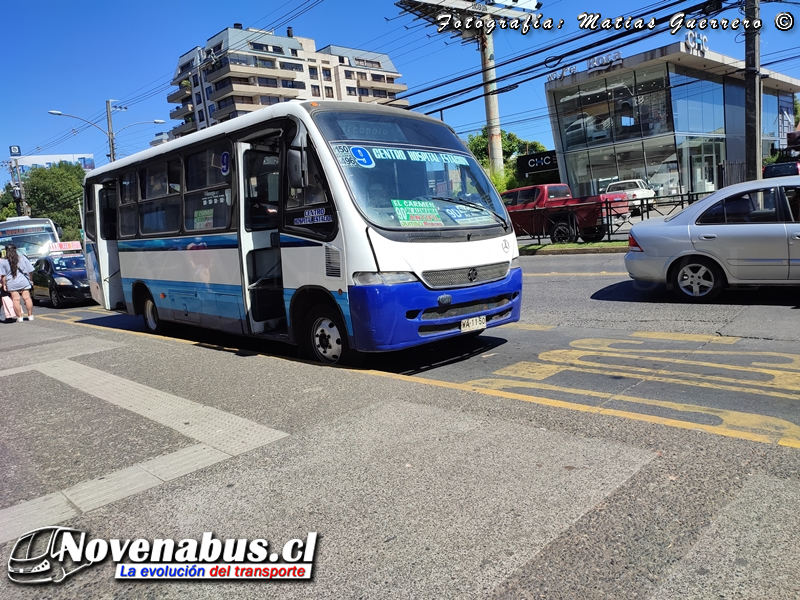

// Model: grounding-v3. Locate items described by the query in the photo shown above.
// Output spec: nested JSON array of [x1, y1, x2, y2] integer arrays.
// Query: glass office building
[[545, 41, 800, 197]]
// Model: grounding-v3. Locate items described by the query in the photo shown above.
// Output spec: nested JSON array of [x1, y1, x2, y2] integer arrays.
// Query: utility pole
[[480, 26, 504, 177], [106, 100, 117, 162], [744, 0, 761, 181], [12, 159, 30, 216]]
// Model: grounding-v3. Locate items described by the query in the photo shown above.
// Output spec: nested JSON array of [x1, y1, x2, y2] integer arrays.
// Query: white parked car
[[605, 179, 656, 213], [625, 177, 800, 302]]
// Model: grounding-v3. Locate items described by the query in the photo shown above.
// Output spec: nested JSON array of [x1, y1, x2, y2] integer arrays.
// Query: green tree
[[22, 162, 85, 241], [795, 94, 799, 127], [0, 182, 20, 220], [466, 127, 546, 164]]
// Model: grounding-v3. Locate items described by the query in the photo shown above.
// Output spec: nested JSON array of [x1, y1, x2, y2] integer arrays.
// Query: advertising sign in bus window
[[184, 189, 231, 231]]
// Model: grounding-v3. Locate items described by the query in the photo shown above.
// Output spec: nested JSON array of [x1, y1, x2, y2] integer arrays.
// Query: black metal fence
[[511, 192, 712, 244]]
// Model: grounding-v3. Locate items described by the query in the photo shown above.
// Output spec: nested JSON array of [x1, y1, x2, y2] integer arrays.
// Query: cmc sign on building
[[516, 150, 558, 178], [11, 154, 95, 178]]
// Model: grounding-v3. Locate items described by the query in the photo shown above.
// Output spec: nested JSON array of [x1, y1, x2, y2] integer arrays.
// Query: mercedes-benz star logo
[[501, 239, 510, 253], [467, 268, 478, 282]]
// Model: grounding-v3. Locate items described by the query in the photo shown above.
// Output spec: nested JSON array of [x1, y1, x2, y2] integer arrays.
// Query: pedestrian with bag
[[0, 244, 35, 323]]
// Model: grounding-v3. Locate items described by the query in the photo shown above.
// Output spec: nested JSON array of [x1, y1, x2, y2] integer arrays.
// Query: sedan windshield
[[52, 255, 85, 271], [314, 111, 507, 230]]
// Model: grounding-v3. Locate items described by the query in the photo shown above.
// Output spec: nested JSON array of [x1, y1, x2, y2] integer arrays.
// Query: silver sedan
[[625, 176, 800, 302]]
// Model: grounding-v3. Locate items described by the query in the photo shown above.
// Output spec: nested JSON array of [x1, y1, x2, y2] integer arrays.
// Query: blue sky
[[2, 0, 798, 188]]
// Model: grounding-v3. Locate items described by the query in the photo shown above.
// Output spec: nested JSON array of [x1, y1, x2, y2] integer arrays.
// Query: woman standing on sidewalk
[[0, 244, 35, 323]]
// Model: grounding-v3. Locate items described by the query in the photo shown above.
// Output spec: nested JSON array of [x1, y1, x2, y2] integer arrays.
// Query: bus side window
[[244, 151, 279, 231], [85, 188, 96, 242]]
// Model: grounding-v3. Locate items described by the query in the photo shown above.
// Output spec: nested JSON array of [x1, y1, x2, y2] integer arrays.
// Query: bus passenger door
[[85, 182, 124, 309], [237, 141, 286, 335]]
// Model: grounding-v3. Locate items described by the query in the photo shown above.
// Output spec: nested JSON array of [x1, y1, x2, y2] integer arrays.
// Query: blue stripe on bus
[[118, 234, 238, 252], [279, 234, 322, 248], [122, 278, 244, 319]]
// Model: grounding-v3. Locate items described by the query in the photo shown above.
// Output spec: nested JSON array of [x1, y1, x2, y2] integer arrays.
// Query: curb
[[518, 246, 629, 256]]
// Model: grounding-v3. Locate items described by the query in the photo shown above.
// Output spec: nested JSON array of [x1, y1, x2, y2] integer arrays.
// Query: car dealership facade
[[545, 38, 800, 198]]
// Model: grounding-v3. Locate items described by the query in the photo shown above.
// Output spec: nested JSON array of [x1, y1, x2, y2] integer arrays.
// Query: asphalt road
[[2, 254, 799, 599]]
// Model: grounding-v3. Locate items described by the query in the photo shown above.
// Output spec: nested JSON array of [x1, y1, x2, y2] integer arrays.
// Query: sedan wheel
[[49, 286, 61, 309], [670, 257, 724, 302]]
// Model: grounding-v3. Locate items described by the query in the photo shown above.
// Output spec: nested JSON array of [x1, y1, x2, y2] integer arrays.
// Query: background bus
[[83, 101, 522, 365], [0, 216, 62, 259]]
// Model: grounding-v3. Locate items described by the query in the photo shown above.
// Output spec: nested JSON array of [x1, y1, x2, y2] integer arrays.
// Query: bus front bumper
[[348, 268, 522, 352]]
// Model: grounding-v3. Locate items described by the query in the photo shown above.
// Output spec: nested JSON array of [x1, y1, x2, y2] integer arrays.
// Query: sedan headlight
[[353, 272, 418, 285], [53, 276, 74, 286]]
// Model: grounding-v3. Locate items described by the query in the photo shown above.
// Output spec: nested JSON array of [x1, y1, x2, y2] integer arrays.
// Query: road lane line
[[496, 361, 800, 402], [631, 331, 740, 344], [463, 377, 800, 446], [536, 349, 800, 392], [500, 323, 556, 331], [362, 369, 778, 446]]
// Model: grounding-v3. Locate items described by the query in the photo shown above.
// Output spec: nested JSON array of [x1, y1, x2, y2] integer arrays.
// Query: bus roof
[[0, 217, 56, 228], [85, 100, 445, 183]]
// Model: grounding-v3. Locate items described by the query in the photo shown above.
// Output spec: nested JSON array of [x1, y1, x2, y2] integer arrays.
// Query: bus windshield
[[314, 111, 507, 230], [0, 231, 57, 258]]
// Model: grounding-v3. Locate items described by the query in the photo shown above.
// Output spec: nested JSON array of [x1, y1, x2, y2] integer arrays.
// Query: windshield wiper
[[427, 196, 509, 230]]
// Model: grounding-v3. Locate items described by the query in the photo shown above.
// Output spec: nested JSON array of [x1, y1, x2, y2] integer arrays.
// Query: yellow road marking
[[496, 361, 800, 402], [631, 331, 740, 344], [35, 312, 800, 448], [500, 323, 555, 331], [570, 338, 800, 370], [533, 347, 800, 392], [523, 272, 628, 277], [464, 377, 800, 446], [364, 369, 787, 447]]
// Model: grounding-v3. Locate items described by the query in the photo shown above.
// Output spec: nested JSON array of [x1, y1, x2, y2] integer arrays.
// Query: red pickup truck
[[500, 183, 629, 243]]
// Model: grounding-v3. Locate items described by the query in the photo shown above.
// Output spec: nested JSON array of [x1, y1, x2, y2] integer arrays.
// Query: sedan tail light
[[628, 234, 643, 252]]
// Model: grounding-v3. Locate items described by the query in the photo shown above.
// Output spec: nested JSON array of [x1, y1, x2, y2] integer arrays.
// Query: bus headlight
[[510, 257, 521, 270], [353, 272, 418, 285], [54, 276, 74, 286]]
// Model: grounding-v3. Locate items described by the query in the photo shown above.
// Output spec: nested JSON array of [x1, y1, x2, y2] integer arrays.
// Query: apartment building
[[167, 24, 409, 138]]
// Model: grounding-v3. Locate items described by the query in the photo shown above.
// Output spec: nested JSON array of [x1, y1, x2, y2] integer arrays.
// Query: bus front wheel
[[142, 293, 166, 335], [303, 305, 360, 366]]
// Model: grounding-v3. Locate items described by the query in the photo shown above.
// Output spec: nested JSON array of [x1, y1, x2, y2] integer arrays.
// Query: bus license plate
[[461, 316, 486, 333]]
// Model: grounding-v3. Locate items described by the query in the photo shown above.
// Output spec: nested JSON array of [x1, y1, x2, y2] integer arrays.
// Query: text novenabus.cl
[[7, 527, 318, 584]]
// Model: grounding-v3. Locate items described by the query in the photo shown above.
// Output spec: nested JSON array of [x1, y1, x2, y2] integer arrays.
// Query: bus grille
[[421, 262, 509, 289]]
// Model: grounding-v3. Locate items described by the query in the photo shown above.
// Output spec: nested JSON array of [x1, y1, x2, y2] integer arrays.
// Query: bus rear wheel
[[303, 305, 361, 366], [142, 293, 167, 335]]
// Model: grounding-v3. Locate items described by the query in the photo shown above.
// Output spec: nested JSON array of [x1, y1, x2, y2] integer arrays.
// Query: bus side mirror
[[288, 124, 308, 189]]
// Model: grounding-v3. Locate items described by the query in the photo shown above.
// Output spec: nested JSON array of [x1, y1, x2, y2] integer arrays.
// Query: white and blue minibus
[[84, 101, 522, 364]]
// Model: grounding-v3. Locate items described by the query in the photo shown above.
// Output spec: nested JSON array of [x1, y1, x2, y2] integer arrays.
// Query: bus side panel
[[118, 236, 244, 330]]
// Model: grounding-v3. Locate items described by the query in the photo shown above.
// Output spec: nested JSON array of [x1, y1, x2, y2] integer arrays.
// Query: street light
[[48, 103, 164, 162]]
